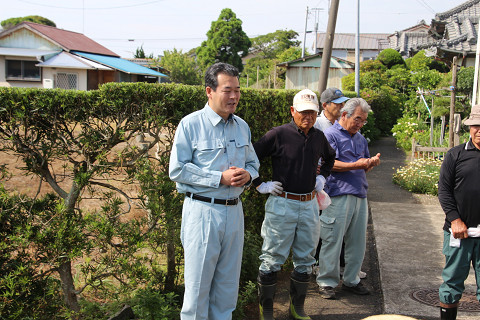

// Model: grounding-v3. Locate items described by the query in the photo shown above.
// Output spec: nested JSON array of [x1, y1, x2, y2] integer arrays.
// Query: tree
[[196, 8, 251, 72], [160, 48, 202, 85], [134, 45, 154, 59], [250, 30, 300, 59], [1, 15, 56, 29]]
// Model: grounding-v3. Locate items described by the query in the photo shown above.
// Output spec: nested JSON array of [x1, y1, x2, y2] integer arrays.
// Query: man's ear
[[290, 106, 296, 117], [206, 86, 213, 99]]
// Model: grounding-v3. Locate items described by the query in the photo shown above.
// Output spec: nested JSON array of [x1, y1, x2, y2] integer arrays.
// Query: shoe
[[358, 270, 367, 279], [318, 286, 336, 299], [342, 282, 370, 295]]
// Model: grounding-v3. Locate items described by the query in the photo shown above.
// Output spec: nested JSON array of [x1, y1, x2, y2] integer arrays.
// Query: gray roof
[[390, 0, 480, 57], [316, 33, 390, 51]]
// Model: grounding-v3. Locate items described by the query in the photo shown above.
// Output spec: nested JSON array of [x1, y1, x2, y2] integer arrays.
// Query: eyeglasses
[[353, 117, 368, 126]]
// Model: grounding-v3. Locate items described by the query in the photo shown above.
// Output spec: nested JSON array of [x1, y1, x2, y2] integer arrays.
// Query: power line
[[17, 0, 164, 10], [415, 0, 436, 15]]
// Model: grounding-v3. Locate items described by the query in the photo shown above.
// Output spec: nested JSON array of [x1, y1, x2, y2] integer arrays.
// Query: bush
[[377, 48, 405, 69], [392, 158, 442, 195]]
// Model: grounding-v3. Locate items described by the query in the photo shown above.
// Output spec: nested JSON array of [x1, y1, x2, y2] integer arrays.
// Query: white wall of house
[[284, 66, 353, 91], [42, 68, 88, 90]]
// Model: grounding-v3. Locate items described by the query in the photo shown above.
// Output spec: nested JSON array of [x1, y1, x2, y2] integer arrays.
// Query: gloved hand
[[256, 181, 283, 196], [315, 175, 326, 193], [467, 227, 480, 238]]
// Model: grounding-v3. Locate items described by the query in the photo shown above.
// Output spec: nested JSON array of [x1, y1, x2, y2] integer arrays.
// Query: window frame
[[5, 59, 42, 82]]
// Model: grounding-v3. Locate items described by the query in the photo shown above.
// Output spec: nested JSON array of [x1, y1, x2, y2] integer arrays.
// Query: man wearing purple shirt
[[316, 98, 381, 299]]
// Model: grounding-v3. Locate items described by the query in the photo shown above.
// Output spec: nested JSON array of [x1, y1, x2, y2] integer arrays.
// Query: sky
[[0, 0, 470, 58]]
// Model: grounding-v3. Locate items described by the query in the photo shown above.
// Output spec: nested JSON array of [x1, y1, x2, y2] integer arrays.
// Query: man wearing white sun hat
[[253, 88, 336, 320]]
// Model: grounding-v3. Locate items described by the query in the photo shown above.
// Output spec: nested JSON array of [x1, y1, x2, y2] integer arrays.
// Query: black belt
[[186, 192, 239, 206]]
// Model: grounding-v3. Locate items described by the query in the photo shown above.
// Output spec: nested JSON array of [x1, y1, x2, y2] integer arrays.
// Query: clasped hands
[[221, 166, 251, 187], [357, 153, 381, 172]]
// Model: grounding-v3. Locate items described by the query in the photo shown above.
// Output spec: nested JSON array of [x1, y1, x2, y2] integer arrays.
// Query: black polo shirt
[[253, 120, 336, 194], [438, 139, 480, 231]]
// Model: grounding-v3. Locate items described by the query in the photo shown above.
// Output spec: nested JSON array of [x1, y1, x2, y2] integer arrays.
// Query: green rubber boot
[[289, 278, 311, 320]]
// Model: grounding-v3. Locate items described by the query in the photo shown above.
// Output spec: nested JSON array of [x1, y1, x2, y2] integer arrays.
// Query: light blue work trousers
[[259, 194, 320, 274], [439, 231, 480, 304], [316, 194, 368, 288], [180, 197, 244, 320]]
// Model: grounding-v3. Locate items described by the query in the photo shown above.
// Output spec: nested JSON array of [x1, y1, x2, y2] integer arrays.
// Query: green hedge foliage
[[0, 83, 384, 318]]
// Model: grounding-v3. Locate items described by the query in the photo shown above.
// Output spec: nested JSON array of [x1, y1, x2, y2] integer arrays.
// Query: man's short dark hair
[[204, 62, 239, 91]]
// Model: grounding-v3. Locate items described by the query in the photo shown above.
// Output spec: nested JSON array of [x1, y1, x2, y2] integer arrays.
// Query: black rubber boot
[[440, 306, 457, 320], [258, 271, 277, 320], [289, 271, 311, 320]]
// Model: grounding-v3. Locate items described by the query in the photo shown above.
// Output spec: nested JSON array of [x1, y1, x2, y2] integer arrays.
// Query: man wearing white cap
[[252, 89, 336, 320], [438, 105, 480, 320]]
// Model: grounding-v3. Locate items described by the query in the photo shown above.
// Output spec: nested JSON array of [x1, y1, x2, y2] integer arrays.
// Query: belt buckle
[[301, 194, 306, 201], [226, 199, 237, 206]]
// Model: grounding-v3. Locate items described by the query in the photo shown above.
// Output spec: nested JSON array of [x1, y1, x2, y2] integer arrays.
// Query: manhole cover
[[410, 288, 480, 312]]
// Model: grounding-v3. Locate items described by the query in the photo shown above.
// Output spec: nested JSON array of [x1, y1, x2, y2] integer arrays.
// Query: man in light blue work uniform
[[169, 62, 260, 320], [316, 98, 380, 300]]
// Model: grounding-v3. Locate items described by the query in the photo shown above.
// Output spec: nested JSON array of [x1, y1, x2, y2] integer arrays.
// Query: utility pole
[[318, 0, 340, 94], [302, 6, 309, 58], [355, 0, 360, 96], [449, 56, 457, 148]]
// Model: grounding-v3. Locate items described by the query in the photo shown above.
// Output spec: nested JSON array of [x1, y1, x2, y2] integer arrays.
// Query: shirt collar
[[204, 103, 235, 126], [466, 139, 480, 151], [333, 120, 360, 136], [289, 119, 316, 135]]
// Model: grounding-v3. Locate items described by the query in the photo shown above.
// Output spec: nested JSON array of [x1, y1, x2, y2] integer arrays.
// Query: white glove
[[315, 175, 326, 193], [256, 181, 283, 196], [467, 227, 480, 238]]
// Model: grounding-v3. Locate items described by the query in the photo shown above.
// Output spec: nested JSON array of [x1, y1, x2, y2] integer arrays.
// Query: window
[[6, 60, 41, 81], [55, 73, 78, 90]]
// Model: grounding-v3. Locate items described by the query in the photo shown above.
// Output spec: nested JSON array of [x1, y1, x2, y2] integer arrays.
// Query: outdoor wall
[[42, 68, 88, 90], [284, 66, 353, 91]]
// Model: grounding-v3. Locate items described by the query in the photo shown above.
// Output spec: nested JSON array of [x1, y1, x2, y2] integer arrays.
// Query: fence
[[411, 139, 449, 161]]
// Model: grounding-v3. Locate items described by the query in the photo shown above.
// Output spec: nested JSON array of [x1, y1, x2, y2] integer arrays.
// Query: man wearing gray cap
[[253, 89, 336, 320], [438, 105, 480, 320], [314, 87, 349, 132]]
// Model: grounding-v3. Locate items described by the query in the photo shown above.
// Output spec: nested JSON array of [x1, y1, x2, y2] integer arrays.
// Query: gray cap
[[320, 87, 349, 104]]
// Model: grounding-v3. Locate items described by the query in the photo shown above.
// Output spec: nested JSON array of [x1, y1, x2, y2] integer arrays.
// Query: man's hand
[[451, 218, 468, 239], [354, 158, 371, 170], [221, 166, 251, 187], [315, 175, 326, 193], [256, 181, 283, 195], [366, 153, 381, 172]]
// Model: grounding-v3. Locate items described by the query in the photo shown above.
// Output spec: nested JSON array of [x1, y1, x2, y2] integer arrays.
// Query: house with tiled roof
[[0, 22, 167, 90], [389, 0, 480, 67], [314, 33, 390, 62]]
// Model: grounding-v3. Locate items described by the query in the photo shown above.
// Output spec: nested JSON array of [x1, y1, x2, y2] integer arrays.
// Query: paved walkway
[[368, 137, 478, 320], [249, 136, 480, 319]]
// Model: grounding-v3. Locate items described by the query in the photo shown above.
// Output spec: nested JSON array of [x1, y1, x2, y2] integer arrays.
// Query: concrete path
[[369, 137, 478, 320]]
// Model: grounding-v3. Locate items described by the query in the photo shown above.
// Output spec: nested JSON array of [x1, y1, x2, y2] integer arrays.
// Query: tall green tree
[[134, 45, 154, 59], [1, 15, 56, 29], [250, 29, 300, 59], [160, 48, 202, 85], [196, 8, 251, 72]]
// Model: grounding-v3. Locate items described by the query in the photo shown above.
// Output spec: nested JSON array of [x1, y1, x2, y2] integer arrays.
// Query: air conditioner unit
[[43, 78, 54, 89]]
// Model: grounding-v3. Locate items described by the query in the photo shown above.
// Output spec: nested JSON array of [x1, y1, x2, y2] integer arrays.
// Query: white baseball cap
[[293, 89, 319, 112]]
